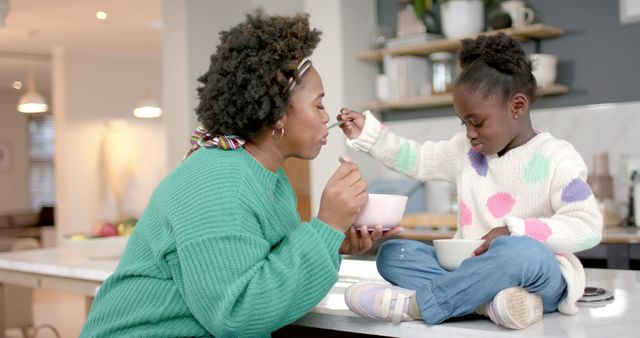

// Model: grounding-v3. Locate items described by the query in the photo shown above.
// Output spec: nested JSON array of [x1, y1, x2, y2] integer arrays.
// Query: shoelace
[[380, 289, 407, 324]]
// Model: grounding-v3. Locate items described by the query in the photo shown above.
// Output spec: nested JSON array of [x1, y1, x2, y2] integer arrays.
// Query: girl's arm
[[505, 147, 603, 254], [346, 111, 467, 183]]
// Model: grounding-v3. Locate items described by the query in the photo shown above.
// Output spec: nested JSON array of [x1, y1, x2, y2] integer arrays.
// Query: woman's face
[[453, 85, 519, 156], [281, 66, 329, 159]]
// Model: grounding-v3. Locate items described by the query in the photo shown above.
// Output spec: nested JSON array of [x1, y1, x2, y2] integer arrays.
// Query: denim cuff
[[415, 281, 448, 325]]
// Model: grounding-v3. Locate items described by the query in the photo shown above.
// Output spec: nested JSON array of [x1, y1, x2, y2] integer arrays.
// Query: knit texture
[[80, 147, 345, 337], [347, 111, 603, 315]]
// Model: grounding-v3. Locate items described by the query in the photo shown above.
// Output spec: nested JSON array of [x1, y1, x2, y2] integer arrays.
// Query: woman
[[80, 11, 398, 338]]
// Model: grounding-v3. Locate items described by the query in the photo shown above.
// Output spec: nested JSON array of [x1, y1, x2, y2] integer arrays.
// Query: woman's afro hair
[[195, 11, 321, 139], [457, 32, 537, 102]]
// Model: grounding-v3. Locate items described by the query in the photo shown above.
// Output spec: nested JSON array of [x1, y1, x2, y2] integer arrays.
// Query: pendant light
[[17, 72, 48, 113], [132, 86, 161, 118]]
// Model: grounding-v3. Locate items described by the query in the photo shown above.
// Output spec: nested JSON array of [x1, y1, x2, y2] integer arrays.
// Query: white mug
[[500, 0, 535, 29], [528, 53, 557, 87]]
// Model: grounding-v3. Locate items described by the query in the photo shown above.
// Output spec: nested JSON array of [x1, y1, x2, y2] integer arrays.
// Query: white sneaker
[[485, 287, 543, 329], [344, 281, 421, 324]]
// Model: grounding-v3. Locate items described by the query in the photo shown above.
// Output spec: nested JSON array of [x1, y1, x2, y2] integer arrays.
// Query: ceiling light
[[133, 87, 161, 118], [12, 81, 22, 90], [17, 74, 48, 113], [96, 11, 108, 20], [0, 0, 9, 28]]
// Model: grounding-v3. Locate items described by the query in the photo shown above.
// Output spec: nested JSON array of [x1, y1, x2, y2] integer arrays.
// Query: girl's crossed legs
[[375, 236, 567, 325]]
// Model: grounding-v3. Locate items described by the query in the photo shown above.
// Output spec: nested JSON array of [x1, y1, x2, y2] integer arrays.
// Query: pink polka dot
[[525, 218, 551, 241], [486, 192, 515, 218], [380, 124, 388, 132], [459, 200, 472, 227]]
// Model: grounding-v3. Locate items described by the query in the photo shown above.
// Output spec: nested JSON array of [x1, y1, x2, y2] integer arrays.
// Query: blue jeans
[[376, 236, 567, 325]]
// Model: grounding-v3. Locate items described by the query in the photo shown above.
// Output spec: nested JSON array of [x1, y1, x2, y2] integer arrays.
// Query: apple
[[97, 222, 119, 237]]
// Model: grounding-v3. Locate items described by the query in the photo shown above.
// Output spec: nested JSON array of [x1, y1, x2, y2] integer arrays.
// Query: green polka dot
[[576, 236, 600, 251], [396, 141, 417, 174], [523, 154, 550, 184]]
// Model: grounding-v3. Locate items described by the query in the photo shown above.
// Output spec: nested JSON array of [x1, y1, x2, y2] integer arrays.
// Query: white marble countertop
[[303, 260, 640, 337], [0, 248, 638, 337], [0, 247, 117, 281]]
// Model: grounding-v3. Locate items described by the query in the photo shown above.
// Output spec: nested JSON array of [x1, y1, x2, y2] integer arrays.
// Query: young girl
[[339, 33, 602, 329]]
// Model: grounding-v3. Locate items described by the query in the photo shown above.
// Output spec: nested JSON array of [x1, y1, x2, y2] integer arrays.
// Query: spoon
[[328, 117, 353, 130]]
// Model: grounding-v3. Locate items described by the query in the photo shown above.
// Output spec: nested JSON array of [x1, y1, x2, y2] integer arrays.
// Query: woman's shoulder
[[158, 149, 252, 194]]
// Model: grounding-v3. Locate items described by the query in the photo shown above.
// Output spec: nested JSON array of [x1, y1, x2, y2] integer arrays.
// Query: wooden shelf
[[536, 83, 569, 96], [362, 93, 453, 110], [362, 84, 568, 111], [358, 24, 564, 61]]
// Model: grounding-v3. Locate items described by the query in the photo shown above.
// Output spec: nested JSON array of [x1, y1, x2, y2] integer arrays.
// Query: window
[[28, 115, 55, 211]]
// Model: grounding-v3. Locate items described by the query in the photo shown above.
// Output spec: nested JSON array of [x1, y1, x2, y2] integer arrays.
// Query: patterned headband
[[287, 58, 312, 91]]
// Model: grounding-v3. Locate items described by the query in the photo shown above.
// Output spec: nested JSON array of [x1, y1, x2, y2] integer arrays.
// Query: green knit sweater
[[80, 147, 345, 337]]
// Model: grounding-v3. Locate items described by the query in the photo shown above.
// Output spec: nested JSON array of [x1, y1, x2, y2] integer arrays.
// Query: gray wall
[[376, 0, 640, 121]]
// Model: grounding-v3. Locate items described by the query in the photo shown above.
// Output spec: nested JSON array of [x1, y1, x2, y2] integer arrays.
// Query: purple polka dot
[[561, 178, 592, 203], [468, 149, 488, 177]]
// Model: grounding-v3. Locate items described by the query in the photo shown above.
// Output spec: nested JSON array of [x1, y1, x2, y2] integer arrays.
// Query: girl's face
[[453, 85, 521, 156], [280, 66, 330, 160]]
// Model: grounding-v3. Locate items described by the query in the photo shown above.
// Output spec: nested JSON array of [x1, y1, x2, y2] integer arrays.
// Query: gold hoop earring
[[272, 127, 285, 140]]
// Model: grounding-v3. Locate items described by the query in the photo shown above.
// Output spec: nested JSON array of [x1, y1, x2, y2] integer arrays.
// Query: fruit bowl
[[64, 235, 130, 259]]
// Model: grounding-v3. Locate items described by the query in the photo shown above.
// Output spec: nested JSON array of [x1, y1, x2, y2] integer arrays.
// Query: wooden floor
[[5, 289, 85, 338]]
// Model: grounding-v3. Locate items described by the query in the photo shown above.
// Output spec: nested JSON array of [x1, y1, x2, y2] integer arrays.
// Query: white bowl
[[353, 194, 408, 230], [528, 53, 557, 87], [64, 235, 130, 259], [433, 239, 483, 271]]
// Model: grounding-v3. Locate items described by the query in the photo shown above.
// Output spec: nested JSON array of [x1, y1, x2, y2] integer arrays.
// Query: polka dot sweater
[[347, 111, 603, 315], [80, 147, 345, 337]]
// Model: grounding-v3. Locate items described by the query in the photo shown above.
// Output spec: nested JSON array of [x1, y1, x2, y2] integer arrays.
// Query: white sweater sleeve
[[505, 145, 603, 254], [347, 111, 467, 183]]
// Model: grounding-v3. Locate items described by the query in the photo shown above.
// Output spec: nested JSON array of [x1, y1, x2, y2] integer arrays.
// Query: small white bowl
[[64, 235, 130, 259], [353, 193, 408, 230], [433, 239, 483, 271]]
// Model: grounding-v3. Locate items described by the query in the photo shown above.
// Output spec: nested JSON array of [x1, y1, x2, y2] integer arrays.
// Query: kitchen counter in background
[[399, 213, 640, 269]]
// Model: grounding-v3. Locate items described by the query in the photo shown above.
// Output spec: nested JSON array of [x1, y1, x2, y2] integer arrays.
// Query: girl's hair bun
[[456, 32, 536, 102], [459, 33, 528, 75]]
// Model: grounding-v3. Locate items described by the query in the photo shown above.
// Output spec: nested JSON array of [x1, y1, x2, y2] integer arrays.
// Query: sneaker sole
[[495, 287, 543, 329]]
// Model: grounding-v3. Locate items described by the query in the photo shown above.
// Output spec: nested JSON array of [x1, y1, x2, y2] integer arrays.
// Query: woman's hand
[[338, 108, 365, 140], [473, 225, 511, 256], [339, 225, 404, 255], [318, 158, 368, 232]]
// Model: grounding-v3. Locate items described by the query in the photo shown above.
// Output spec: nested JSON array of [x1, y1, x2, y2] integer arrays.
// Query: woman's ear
[[276, 114, 287, 129], [510, 93, 530, 119]]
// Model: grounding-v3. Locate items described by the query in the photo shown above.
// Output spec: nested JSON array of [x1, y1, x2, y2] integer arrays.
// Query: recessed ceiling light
[[13, 81, 23, 90], [96, 11, 108, 20]]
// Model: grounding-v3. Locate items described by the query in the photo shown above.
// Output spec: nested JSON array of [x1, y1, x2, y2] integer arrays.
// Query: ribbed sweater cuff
[[505, 216, 526, 237], [309, 218, 345, 254], [346, 110, 381, 153]]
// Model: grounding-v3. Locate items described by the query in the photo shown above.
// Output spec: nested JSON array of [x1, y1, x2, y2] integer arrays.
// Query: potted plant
[[413, 0, 498, 38]]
